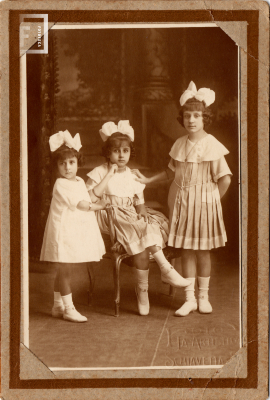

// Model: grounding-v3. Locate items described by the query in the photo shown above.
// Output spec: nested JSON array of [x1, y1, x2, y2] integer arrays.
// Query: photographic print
[[1, 2, 268, 400], [25, 24, 241, 370]]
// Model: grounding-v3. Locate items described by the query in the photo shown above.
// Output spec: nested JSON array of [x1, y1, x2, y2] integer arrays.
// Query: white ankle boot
[[175, 277, 197, 316], [161, 266, 191, 288], [52, 305, 65, 318], [175, 299, 197, 316], [61, 293, 88, 322], [198, 276, 212, 314], [198, 295, 212, 313], [135, 269, 150, 316], [63, 307, 88, 322], [52, 292, 65, 317], [152, 250, 191, 288]]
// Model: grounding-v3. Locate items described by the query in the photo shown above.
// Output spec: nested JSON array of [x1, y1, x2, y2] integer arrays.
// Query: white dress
[[40, 177, 105, 263]]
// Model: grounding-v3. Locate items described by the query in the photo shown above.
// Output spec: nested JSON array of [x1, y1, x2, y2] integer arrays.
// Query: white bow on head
[[49, 130, 82, 152], [99, 120, 134, 142], [180, 81, 215, 107]]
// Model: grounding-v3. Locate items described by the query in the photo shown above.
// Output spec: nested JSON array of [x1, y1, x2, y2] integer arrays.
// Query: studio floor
[[29, 254, 240, 369]]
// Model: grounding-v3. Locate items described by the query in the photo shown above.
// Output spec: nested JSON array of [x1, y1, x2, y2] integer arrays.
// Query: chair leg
[[169, 285, 175, 297], [113, 255, 124, 317], [87, 262, 96, 306]]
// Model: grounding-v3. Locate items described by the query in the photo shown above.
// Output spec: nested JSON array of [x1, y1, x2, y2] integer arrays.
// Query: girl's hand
[[98, 198, 110, 209], [131, 169, 150, 184], [108, 163, 118, 177], [137, 210, 148, 222]]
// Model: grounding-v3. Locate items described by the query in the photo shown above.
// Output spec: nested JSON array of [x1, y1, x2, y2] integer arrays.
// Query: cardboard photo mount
[[0, 1, 269, 399]]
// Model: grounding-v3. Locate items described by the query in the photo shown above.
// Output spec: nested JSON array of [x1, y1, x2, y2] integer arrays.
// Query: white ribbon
[[49, 130, 82, 152], [180, 81, 215, 107], [99, 120, 134, 142]]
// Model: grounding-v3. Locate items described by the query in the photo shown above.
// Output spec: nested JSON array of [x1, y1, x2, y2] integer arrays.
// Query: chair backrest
[[105, 205, 117, 246]]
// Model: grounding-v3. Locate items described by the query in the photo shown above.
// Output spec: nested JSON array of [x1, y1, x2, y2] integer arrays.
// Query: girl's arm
[[77, 199, 108, 211], [218, 175, 231, 199], [131, 169, 174, 185], [89, 164, 118, 202]]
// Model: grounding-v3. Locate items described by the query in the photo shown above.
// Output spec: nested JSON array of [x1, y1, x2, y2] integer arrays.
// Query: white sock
[[185, 278, 196, 302], [198, 276, 210, 298], [54, 292, 64, 308], [136, 269, 149, 290], [61, 293, 74, 311], [136, 269, 149, 305], [152, 250, 172, 273]]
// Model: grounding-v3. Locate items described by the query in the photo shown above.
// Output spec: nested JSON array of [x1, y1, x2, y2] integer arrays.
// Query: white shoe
[[52, 305, 65, 318], [175, 300, 198, 316], [135, 285, 150, 316], [63, 307, 88, 322], [198, 295, 213, 313], [161, 267, 192, 288]]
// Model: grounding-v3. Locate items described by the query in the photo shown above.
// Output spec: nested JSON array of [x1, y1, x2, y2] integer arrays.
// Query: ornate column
[[140, 28, 174, 101]]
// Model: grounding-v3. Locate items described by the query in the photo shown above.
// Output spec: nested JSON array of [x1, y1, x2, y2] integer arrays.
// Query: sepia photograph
[[23, 23, 241, 370], [1, 3, 269, 399]]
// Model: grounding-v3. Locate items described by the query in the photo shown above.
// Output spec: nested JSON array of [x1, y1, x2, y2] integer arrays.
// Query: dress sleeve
[[54, 179, 89, 211], [211, 156, 233, 183], [168, 158, 176, 172], [133, 192, 145, 206], [85, 166, 105, 191]]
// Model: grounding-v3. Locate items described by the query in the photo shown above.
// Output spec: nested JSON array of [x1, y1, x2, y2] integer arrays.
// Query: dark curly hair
[[50, 144, 84, 174], [101, 132, 136, 161], [177, 97, 213, 128]]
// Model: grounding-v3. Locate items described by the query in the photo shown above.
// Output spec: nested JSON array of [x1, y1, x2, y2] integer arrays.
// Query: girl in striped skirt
[[133, 81, 232, 316]]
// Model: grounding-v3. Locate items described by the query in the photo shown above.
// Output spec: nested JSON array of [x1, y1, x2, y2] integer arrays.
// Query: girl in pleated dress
[[86, 121, 191, 316], [133, 82, 232, 316]]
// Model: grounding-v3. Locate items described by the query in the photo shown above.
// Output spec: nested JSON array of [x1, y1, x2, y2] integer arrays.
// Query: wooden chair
[[105, 205, 183, 317]]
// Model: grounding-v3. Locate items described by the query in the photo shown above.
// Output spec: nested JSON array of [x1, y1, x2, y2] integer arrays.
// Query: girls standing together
[[40, 81, 232, 322]]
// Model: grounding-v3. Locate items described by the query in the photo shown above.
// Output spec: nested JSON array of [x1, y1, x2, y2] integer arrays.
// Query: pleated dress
[[167, 134, 232, 250], [86, 164, 169, 256], [40, 177, 105, 263]]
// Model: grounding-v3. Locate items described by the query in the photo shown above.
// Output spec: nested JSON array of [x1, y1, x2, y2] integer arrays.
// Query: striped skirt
[[95, 195, 169, 256]]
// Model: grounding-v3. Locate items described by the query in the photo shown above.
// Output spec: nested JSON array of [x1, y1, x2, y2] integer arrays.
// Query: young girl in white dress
[[86, 121, 191, 316], [134, 82, 232, 317], [40, 130, 107, 322]]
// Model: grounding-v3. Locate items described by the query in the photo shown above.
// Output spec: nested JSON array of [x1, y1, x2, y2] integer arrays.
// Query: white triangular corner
[[215, 21, 247, 52], [20, 343, 55, 380], [212, 346, 247, 379]]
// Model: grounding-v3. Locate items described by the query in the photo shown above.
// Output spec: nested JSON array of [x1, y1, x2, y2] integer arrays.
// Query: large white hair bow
[[49, 130, 82, 152], [180, 81, 215, 107], [99, 120, 134, 142]]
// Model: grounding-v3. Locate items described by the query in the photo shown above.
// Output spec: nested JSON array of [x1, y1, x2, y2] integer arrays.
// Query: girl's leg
[[148, 245, 191, 288], [52, 265, 65, 317], [196, 250, 212, 313], [175, 250, 198, 317], [57, 263, 87, 322], [133, 250, 150, 315]]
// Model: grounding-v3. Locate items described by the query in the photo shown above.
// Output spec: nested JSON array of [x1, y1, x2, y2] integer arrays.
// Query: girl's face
[[109, 141, 131, 168], [183, 110, 204, 135], [57, 156, 78, 181]]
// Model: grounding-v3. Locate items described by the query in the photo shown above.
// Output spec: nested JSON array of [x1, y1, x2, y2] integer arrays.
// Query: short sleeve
[[54, 179, 89, 211], [211, 156, 232, 183], [133, 192, 145, 206], [131, 178, 146, 195], [86, 165, 107, 191], [168, 158, 176, 172]]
